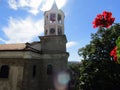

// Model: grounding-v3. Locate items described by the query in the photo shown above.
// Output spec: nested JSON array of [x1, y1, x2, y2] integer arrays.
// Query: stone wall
[[40, 35, 67, 53], [0, 35, 69, 90], [40, 53, 68, 90], [0, 80, 10, 90], [0, 63, 23, 90]]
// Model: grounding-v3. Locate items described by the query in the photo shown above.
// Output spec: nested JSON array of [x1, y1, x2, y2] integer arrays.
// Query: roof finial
[[51, 0, 58, 10]]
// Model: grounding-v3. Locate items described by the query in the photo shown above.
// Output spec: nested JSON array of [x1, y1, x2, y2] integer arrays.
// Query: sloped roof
[[0, 43, 26, 50], [51, 0, 58, 10]]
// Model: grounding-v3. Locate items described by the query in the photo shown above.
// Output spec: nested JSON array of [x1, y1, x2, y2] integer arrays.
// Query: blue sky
[[0, 0, 120, 62]]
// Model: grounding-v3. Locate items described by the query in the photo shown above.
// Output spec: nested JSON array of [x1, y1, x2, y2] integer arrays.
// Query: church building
[[0, 1, 69, 90]]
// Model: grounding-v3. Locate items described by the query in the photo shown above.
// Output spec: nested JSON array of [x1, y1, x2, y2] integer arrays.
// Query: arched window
[[47, 64, 53, 75], [32, 65, 36, 78], [46, 15, 48, 20], [45, 15, 48, 25], [0, 65, 9, 78], [50, 13, 56, 23], [58, 14, 62, 24], [45, 30, 48, 35], [58, 27, 62, 35]]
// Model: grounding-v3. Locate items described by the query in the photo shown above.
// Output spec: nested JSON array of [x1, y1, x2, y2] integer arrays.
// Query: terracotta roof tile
[[0, 43, 26, 50]]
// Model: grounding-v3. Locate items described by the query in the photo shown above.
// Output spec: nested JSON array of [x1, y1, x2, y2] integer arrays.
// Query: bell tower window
[[45, 15, 48, 25], [46, 15, 48, 20], [58, 27, 62, 35], [45, 30, 48, 35], [58, 14, 62, 24], [50, 13, 56, 23], [44, 0, 64, 36]]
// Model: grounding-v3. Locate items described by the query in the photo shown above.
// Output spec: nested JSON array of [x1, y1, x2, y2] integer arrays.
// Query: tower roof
[[51, 0, 58, 10]]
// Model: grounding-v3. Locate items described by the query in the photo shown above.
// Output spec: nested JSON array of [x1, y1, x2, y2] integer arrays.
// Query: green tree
[[79, 60, 120, 90], [69, 63, 81, 90], [69, 60, 120, 90], [74, 24, 120, 90], [78, 24, 120, 61], [116, 36, 120, 63]]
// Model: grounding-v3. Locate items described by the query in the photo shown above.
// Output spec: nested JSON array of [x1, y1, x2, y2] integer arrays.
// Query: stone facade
[[0, 35, 69, 90], [0, 1, 69, 90]]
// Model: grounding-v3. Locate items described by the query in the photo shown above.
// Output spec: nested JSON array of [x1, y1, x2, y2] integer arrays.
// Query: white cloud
[[8, 0, 67, 15], [2, 17, 44, 44], [0, 38, 7, 43], [66, 41, 77, 48], [41, 0, 67, 11], [8, 0, 43, 15]]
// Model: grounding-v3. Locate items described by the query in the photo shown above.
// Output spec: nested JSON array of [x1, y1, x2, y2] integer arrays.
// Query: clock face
[[50, 28, 55, 34]]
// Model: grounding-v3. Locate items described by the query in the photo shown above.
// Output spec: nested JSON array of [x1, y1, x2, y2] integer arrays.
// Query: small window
[[50, 13, 56, 23], [58, 14, 62, 24], [58, 27, 62, 35], [32, 65, 36, 78], [47, 64, 53, 75], [0, 65, 9, 78], [45, 30, 48, 35], [46, 15, 48, 20], [45, 20, 46, 25]]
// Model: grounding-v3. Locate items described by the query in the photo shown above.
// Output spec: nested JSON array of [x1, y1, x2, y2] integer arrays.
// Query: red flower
[[102, 11, 112, 19], [92, 11, 115, 28], [110, 46, 118, 62]]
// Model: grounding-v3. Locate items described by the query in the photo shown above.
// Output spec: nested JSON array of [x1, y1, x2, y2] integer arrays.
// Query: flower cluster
[[110, 46, 118, 62], [92, 11, 115, 28]]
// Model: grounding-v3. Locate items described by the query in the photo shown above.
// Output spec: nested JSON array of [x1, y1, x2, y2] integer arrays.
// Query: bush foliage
[[69, 24, 120, 90]]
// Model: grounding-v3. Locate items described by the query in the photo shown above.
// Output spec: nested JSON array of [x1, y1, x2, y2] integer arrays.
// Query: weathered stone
[[0, 1, 68, 90]]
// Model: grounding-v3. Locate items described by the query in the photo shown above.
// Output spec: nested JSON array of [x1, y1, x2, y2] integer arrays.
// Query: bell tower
[[44, 0, 65, 36], [39, 1, 69, 89]]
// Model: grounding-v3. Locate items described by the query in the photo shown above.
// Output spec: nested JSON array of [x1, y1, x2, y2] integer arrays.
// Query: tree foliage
[[69, 24, 120, 90], [69, 60, 120, 90], [116, 36, 120, 63], [78, 24, 120, 61], [69, 63, 81, 90], [79, 60, 120, 90]]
